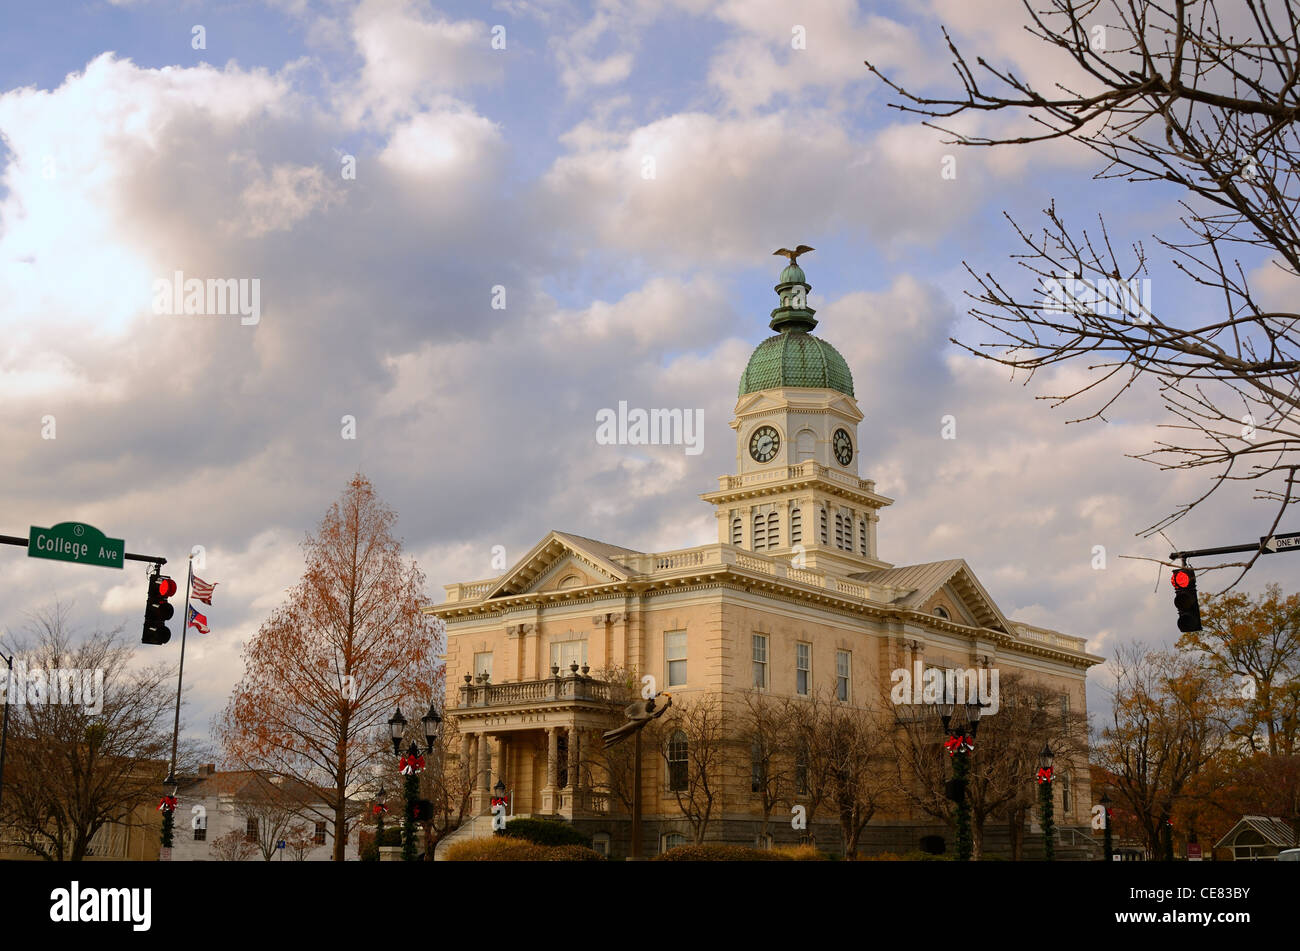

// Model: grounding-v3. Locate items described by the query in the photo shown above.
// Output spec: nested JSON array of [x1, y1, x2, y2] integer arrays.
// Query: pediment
[[481, 531, 635, 599], [854, 559, 1013, 634]]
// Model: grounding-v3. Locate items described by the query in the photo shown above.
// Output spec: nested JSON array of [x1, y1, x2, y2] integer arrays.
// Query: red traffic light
[[156, 577, 177, 597], [1171, 569, 1192, 589]]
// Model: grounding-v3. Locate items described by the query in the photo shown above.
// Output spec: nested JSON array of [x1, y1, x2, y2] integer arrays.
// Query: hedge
[[444, 837, 603, 861], [497, 817, 592, 848], [652, 844, 790, 861]]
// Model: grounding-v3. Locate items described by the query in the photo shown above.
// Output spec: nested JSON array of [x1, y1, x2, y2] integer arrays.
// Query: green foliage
[[496, 816, 592, 848], [651, 844, 790, 861]]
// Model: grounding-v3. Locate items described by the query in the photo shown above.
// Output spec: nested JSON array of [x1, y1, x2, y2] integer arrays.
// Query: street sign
[[277, 840, 286, 849], [1260, 531, 1300, 553], [27, 522, 124, 569]]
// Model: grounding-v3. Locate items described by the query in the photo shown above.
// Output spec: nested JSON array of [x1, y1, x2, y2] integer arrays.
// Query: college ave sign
[[27, 522, 124, 569]]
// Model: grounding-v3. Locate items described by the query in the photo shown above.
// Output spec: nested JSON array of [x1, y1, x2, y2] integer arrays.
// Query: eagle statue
[[602, 692, 673, 748], [773, 245, 814, 266]]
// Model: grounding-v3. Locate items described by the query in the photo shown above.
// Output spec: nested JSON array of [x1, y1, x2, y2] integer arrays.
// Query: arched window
[[662, 832, 688, 853], [731, 516, 742, 545], [790, 508, 802, 545], [933, 606, 950, 620], [796, 429, 816, 462], [766, 511, 779, 548], [859, 518, 868, 555], [1061, 771, 1072, 814], [819, 507, 828, 544], [667, 731, 688, 791], [752, 513, 766, 550], [834, 513, 845, 549]]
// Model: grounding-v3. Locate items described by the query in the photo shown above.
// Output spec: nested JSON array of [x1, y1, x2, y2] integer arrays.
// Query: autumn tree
[[868, 1, 1300, 558], [218, 474, 439, 860], [1094, 644, 1228, 858], [0, 603, 192, 861], [1182, 583, 1300, 755], [584, 665, 643, 816]]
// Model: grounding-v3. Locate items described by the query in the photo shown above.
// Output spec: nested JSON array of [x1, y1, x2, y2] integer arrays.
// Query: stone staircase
[[432, 814, 498, 861]]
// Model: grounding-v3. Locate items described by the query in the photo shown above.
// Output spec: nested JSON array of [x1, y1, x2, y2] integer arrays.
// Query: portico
[[450, 665, 624, 817]]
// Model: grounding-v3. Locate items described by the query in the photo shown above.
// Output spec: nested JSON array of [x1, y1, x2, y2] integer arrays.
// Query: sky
[[2, 0, 1296, 746]]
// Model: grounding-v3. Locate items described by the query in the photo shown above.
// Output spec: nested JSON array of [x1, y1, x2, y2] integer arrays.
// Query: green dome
[[739, 331, 855, 397], [779, 263, 806, 284]]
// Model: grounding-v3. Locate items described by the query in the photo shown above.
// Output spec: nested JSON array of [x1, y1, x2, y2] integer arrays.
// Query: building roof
[[739, 332, 855, 397], [739, 255, 855, 397], [178, 768, 330, 805], [1214, 816, 1299, 850], [851, 558, 1013, 633]]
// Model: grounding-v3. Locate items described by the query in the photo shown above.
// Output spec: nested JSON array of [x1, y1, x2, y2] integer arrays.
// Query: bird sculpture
[[773, 245, 814, 265], [602, 692, 672, 747]]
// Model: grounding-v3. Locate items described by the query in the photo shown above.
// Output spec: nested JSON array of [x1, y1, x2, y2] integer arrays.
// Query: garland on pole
[[1036, 766, 1054, 784]]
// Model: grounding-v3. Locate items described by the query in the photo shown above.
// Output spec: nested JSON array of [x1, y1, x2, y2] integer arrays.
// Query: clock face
[[749, 425, 780, 463], [833, 428, 853, 466]]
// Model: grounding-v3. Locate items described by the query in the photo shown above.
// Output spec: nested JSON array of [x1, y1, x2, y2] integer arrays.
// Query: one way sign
[[1260, 532, 1300, 553]]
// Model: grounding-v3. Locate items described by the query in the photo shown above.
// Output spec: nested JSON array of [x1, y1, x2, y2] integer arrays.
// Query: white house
[[171, 765, 359, 861]]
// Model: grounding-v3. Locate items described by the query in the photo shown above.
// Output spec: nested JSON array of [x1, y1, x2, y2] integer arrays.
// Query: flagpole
[[167, 555, 193, 784]]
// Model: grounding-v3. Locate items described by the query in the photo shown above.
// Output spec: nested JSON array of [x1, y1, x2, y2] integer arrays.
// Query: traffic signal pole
[[166, 556, 194, 788]]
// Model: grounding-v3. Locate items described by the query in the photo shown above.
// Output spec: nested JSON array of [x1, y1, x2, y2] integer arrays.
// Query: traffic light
[[142, 571, 176, 645], [1171, 566, 1201, 633]]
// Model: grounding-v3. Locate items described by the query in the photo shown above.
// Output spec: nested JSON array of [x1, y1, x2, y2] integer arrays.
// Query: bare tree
[[209, 828, 257, 862], [734, 689, 798, 843], [233, 779, 300, 861], [868, 1, 1300, 578], [816, 691, 893, 859], [0, 604, 192, 860], [655, 695, 725, 844]]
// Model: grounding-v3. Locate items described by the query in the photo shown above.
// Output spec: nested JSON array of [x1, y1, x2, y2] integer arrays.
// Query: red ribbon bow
[[944, 734, 975, 756], [158, 795, 178, 812], [372, 802, 388, 816], [1036, 767, 1054, 784], [398, 754, 425, 775]]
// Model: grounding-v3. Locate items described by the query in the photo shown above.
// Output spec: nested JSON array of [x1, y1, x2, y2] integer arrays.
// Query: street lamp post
[[1037, 744, 1055, 861], [941, 702, 981, 861], [389, 705, 441, 861], [1100, 792, 1113, 862]]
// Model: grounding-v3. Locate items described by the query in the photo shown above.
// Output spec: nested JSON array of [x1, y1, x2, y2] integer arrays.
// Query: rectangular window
[[245, 817, 258, 843], [859, 519, 867, 555], [665, 631, 687, 687], [791, 508, 802, 545], [314, 822, 326, 846], [1060, 772, 1072, 813], [819, 508, 828, 544], [752, 634, 768, 689], [836, 650, 851, 702], [1060, 693, 1070, 722], [473, 651, 493, 680], [795, 642, 811, 696], [549, 638, 588, 672], [193, 826, 206, 842]]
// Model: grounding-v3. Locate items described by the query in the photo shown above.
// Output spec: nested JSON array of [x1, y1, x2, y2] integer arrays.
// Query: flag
[[191, 575, 217, 604], [187, 605, 210, 634]]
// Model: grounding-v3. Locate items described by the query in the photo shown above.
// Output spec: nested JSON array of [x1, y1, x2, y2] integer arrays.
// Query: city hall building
[[427, 254, 1103, 858]]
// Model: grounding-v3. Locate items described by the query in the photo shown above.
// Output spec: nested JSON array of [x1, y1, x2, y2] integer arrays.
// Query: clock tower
[[701, 249, 892, 574]]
